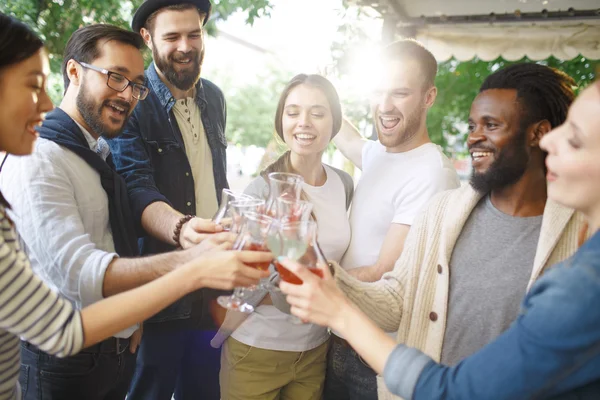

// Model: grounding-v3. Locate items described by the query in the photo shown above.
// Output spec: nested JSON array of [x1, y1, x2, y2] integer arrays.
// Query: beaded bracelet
[[173, 214, 194, 248]]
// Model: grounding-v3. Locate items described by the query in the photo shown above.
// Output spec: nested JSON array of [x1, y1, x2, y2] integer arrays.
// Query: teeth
[[295, 134, 315, 140], [472, 151, 493, 158], [110, 104, 125, 112], [380, 116, 399, 121]]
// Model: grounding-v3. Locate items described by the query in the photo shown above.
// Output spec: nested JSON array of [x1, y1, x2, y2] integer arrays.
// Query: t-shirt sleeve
[[392, 168, 459, 226], [360, 140, 379, 171]]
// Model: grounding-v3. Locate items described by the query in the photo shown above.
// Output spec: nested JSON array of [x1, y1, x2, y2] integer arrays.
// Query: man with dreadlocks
[[324, 62, 589, 400]]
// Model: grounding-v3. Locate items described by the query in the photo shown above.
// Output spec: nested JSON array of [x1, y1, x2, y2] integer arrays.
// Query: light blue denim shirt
[[384, 230, 600, 399]]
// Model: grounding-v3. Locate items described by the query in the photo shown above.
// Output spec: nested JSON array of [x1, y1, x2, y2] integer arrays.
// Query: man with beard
[[107, 1, 227, 399], [322, 39, 460, 400], [0, 24, 244, 400], [327, 62, 587, 400]]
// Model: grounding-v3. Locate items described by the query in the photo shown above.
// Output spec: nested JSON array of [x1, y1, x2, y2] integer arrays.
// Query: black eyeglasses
[[77, 61, 149, 100]]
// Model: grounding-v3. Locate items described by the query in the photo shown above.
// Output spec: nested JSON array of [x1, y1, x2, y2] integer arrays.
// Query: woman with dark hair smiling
[[280, 81, 600, 399], [217, 74, 354, 400], [0, 13, 269, 399]]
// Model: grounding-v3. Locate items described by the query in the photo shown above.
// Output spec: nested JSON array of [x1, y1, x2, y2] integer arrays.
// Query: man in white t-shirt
[[326, 39, 460, 400]]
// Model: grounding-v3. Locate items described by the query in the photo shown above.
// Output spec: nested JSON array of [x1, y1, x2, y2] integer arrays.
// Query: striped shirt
[[0, 206, 84, 399]]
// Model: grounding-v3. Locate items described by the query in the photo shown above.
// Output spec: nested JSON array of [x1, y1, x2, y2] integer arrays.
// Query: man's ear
[[530, 120, 552, 147], [65, 59, 82, 87], [424, 86, 438, 109], [140, 28, 153, 49]]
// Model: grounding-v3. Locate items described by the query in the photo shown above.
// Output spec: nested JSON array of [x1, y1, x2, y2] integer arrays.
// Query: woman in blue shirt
[[279, 80, 600, 400]]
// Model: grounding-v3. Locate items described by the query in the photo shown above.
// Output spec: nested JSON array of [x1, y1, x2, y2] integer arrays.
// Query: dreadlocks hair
[[480, 63, 576, 130]]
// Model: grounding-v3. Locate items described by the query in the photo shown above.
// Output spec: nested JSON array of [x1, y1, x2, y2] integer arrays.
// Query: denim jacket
[[384, 230, 600, 399], [108, 63, 228, 331]]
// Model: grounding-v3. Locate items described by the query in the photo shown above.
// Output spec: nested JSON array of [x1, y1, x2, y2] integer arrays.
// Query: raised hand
[[279, 258, 352, 330], [187, 249, 272, 291]]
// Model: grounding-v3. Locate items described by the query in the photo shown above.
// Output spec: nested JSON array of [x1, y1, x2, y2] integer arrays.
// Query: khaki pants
[[220, 337, 329, 400]]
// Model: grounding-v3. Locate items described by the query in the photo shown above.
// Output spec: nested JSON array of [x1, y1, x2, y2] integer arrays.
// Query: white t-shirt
[[231, 165, 351, 351], [341, 141, 460, 270]]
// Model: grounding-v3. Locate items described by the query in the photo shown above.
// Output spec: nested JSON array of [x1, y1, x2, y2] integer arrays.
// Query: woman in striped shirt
[[0, 13, 271, 400]]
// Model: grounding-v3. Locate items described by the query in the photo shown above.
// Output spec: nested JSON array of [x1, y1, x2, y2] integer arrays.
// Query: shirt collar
[[73, 120, 110, 161]]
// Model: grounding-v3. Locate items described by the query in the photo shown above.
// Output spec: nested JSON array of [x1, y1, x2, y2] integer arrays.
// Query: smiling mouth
[[379, 116, 400, 130], [294, 133, 316, 144], [471, 151, 494, 160], [26, 121, 41, 136], [106, 103, 129, 118]]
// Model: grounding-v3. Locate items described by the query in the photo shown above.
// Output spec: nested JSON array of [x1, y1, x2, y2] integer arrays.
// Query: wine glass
[[265, 172, 304, 216], [216, 212, 275, 313], [229, 199, 266, 234], [275, 198, 313, 223], [212, 189, 253, 231], [267, 220, 326, 324]]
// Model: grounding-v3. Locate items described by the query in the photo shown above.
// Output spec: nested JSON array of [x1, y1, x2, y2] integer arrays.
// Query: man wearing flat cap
[[109, 1, 228, 398]]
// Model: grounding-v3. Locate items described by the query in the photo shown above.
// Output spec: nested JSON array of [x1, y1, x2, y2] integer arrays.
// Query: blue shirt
[[108, 63, 229, 329], [384, 230, 600, 399]]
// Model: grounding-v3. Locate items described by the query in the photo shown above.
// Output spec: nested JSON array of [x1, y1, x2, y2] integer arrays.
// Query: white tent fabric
[[359, 0, 600, 61], [414, 21, 600, 61]]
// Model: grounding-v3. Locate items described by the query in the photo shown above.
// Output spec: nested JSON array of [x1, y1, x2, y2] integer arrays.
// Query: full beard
[[76, 80, 130, 139], [469, 127, 529, 194], [153, 44, 203, 91]]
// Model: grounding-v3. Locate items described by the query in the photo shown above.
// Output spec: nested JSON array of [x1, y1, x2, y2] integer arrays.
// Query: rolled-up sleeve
[[0, 147, 117, 308]]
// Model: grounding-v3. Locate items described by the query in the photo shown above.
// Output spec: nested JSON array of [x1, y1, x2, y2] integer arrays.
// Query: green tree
[[1, 0, 273, 101], [429, 56, 600, 157], [222, 68, 288, 148]]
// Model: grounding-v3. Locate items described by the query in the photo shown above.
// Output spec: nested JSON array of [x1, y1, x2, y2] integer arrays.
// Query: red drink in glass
[[275, 261, 323, 284], [246, 242, 271, 271]]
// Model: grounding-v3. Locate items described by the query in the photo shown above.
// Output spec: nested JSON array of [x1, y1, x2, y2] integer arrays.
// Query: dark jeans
[[20, 338, 136, 400], [127, 329, 220, 400], [323, 336, 378, 400]]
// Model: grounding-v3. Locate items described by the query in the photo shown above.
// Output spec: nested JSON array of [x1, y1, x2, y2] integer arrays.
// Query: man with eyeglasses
[[107, 1, 229, 399], [0, 23, 235, 400]]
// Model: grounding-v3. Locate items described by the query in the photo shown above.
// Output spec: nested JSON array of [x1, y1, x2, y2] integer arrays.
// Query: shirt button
[[185, 172, 190, 177], [429, 312, 438, 322], [186, 201, 192, 207], [437, 264, 443, 274], [158, 148, 163, 153]]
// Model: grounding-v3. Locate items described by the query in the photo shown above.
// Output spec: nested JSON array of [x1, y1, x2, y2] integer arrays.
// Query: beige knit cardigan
[[334, 184, 587, 400]]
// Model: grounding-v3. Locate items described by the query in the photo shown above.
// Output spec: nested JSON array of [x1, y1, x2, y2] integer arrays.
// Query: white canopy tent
[[352, 0, 600, 61]]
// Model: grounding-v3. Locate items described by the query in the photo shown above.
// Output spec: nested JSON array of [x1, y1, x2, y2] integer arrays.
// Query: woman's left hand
[[279, 258, 352, 331]]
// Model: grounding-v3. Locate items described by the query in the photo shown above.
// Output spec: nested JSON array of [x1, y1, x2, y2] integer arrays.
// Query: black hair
[[0, 13, 44, 72], [0, 13, 44, 209], [480, 63, 575, 129], [62, 24, 144, 92]]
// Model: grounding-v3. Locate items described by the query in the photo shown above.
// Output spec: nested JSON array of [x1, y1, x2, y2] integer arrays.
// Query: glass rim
[[278, 219, 317, 229], [276, 197, 311, 206], [222, 189, 253, 202], [229, 199, 265, 207], [242, 211, 275, 223], [267, 172, 304, 184]]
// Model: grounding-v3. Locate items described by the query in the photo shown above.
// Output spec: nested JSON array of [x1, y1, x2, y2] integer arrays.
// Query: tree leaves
[[1, 0, 273, 102]]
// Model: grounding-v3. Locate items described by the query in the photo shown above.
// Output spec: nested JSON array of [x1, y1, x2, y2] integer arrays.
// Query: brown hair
[[62, 24, 144, 93], [144, 4, 208, 34], [261, 74, 342, 216], [382, 39, 438, 89]]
